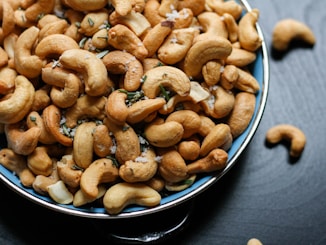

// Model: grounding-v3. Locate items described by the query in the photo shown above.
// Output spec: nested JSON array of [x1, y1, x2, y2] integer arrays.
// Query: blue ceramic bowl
[[0, 0, 269, 219]]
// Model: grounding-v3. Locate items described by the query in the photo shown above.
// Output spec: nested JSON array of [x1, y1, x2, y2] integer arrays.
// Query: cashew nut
[[0, 148, 35, 187], [177, 137, 200, 161], [4, 122, 41, 156], [266, 124, 306, 158], [59, 49, 110, 96], [26, 146, 54, 176], [183, 37, 232, 78], [200, 123, 232, 156], [35, 34, 79, 59], [102, 50, 143, 91], [103, 182, 161, 215], [93, 124, 113, 158], [73, 122, 97, 169], [141, 66, 191, 99], [64, 95, 107, 128], [14, 26, 44, 78], [144, 118, 184, 148], [33, 161, 59, 195], [165, 174, 196, 192], [0, 0, 15, 43], [64, 0, 108, 11], [47, 180, 73, 204], [80, 158, 119, 199], [238, 8, 262, 52], [187, 149, 228, 174], [143, 0, 165, 27], [272, 19, 316, 52], [105, 90, 129, 125], [119, 148, 158, 183], [57, 154, 83, 188], [73, 185, 106, 207], [226, 92, 256, 138], [104, 118, 141, 165], [205, 0, 243, 21], [79, 10, 109, 36], [177, 0, 205, 16], [42, 104, 73, 147], [107, 24, 148, 60]]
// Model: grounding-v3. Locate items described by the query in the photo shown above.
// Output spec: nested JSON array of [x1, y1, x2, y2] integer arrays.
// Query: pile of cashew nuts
[[0, 0, 264, 215]]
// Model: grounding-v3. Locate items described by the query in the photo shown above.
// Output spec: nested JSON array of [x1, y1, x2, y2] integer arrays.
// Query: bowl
[[0, 0, 269, 219]]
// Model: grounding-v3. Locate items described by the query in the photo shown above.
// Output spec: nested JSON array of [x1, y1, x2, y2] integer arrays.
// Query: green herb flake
[[122, 125, 130, 132], [88, 17, 95, 27], [140, 75, 147, 83], [106, 156, 120, 168], [96, 50, 109, 59], [71, 164, 84, 171], [79, 37, 88, 48], [159, 84, 170, 101], [29, 116, 37, 122]]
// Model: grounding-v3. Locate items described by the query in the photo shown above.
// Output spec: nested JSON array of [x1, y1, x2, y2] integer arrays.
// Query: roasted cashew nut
[[187, 149, 228, 174], [177, 0, 205, 16], [183, 37, 232, 78], [205, 0, 243, 20], [0, 0, 15, 42], [33, 161, 59, 195], [14, 26, 44, 78], [105, 90, 129, 125], [102, 50, 143, 92], [27, 146, 54, 176], [272, 19, 316, 52], [47, 180, 73, 204], [93, 124, 113, 158], [64, 95, 107, 128], [24, 0, 55, 22], [119, 148, 158, 183], [73, 122, 97, 169], [80, 158, 119, 199], [141, 66, 191, 99], [265, 124, 306, 158], [144, 118, 184, 148], [79, 10, 109, 36], [57, 154, 83, 188], [64, 0, 108, 11], [42, 65, 80, 108], [238, 8, 262, 52], [103, 182, 161, 215], [59, 49, 110, 96], [225, 48, 257, 67], [35, 34, 79, 59], [0, 148, 35, 187]]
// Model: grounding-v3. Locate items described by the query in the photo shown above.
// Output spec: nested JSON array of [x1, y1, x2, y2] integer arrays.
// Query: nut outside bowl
[[0, 0, 269, 220]]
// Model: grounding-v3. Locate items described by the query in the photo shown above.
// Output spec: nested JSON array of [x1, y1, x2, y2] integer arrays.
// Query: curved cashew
[[127, 98, 166, 124], [187, 148, 228, 174], [47, 180, 73, 204], [144, 118, 184, 148], [4, 122, 41, 156], [234, 67, 260, 94], [102, 50, 143, 91], [59, 49, 110, 96], [109, 0, 133, 16], [165, 110, 202, 139], [80, 158, 119, 199], [177, 0, 205, 16], [57, 154, 83, 188], [198, 115, 215, 137], [27, 146, 53, 176], [109, 10, 151, 37], [265, 124, 306, 158], [31, 85, 51, 112], [145, 176, 165, 192], [141, 66, 191, 99], [205, 0, 243, 20], [158, 27, 197, 65], [24, 0, 55, 22], [202, 60, 224, 86], [33, 161, 59, 195], [194, 12, 228, 43], [177, 137, 200, 161], [119, 148, 158, 183], [26, 111, 57, 145], [143, 0, 165, 27], [272, 19, 316, 52], [35, 34, 79, 59], [38, 18, 69, 41], [220, 64, 238, 90], [0, 0, 15, 42], [64, 0, 107, 11], [158, 0, 178, 16], [0, 66, 17, 94], [142, 20, 174, 58], [3, 33, 18, 67], [42, 104, 73, 147], [14, 26, 44, 78], [108, 24, 148, 60], [93, 124, 113, 158], [0, 148, 35, 187], [226, 92, 256, 138], [225, 48, 257, 67], [200, 123, 232, 156], [105, 90, 129, 125], [158, 148, 188, 183], [103, 182, 161, 215], [14, 9, 34, 29], [64, 95, 107, 128], [183, 37, 232, 78], [64, 9, 84, 41], [238, 9, 262, 52], [37, 14, 61, 29], [104, 118, 141, 165], [79, 10, 109, 36], [42, 65, 80, 108], [73, 122, 97, 169], [222, 13, 239, 43]]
